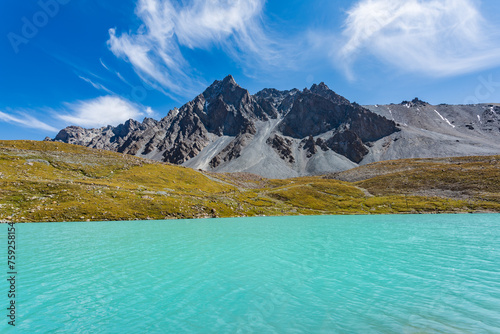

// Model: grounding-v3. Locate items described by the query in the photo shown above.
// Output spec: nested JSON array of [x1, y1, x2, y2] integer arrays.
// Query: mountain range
[[48, 75, 500, 178]]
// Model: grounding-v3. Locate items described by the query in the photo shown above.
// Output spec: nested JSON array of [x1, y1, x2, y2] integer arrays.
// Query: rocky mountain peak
[[253, 87, 301, 117], [254, 88, 282, 98], [222, 74, 236, 85], [202, 74, 250, 108], [401, 97, 429, 107], [205, 74, 239, 94], [309, 82, 351, 105], [310, 82, 329, 91], [113, 119, 141, 137], [279, 86, 398, 142]]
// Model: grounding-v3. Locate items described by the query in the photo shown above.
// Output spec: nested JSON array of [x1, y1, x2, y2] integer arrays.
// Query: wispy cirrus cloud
[[57, 96, 154, 128], [0, 110, 58, 132], [78, 75, 115, 94], [99, 58, 110, 71], [338, 0, 500, 78], [107, 0, 285, 97]]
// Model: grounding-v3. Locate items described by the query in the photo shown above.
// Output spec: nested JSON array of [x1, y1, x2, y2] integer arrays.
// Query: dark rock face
[[280, 88, 397, 141], [49, 75, 400, 175], [300, 136, 317, 158], [253, 87, 300, 116], [210, 132, 254, 168], [267, 134, 295, 163], [480, 106, 500, 133], [348, 108, 400, 143], [163, 140, 207, 165], [198, 75, 270, 136], [280, 92, 345, 138], [324, 130, 369, 163], [276, 83, 398, 162]]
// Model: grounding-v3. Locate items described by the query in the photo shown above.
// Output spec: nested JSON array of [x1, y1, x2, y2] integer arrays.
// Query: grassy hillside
[[0, 140, 499, 223], [328, 156, 500, 202]]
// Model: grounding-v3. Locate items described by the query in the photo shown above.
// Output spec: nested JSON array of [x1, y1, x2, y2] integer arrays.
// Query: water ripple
[[1, 214, 499, 333]]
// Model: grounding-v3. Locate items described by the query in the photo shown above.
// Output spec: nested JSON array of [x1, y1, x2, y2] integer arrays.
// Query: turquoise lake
[[1, 214, 499, 333]]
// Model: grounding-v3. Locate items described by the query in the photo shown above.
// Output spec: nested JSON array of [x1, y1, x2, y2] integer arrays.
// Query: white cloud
[[57, 96, 148, 128], [115, 72, 132, 86], [339, 0, 500, 78], [99, 58, 110, 71], [78, 76, 114, 94], [107, 0, 283, 97], [174, 0, 263, 48], [0, 111, 58, 132]]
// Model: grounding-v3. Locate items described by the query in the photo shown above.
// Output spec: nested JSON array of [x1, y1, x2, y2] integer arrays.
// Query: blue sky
[[2, 0, 500, 140]]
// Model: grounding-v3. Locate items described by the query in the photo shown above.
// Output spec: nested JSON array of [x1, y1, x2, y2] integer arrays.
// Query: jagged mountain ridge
[[49, 75, 500, 178]]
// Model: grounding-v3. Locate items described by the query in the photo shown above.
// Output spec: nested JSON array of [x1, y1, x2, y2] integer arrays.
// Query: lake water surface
[[2, 214, 499, 333]]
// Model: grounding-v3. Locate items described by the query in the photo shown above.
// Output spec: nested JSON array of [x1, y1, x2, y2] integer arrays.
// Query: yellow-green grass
[[350, 156, 500, 201], [0, 140, 498, 223]]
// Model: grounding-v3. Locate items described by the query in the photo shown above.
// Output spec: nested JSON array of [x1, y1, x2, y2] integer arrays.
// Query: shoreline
[[2, 210, 499, 224]]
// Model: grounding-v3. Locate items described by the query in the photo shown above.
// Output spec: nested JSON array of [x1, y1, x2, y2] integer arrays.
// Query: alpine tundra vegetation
[[1, 140, 499, 222]]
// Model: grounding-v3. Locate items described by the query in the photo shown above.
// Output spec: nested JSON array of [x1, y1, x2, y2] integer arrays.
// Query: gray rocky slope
[[48, 76, 500, 178]]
